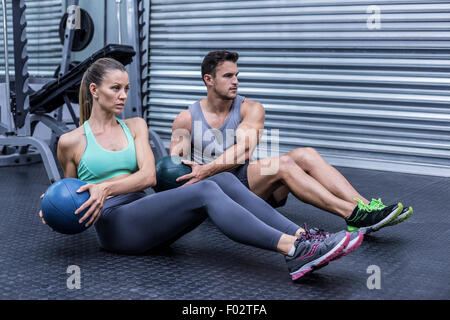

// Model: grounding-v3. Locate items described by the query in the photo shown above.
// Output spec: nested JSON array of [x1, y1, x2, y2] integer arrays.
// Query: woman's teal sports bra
[[77, 118, 139, 184]]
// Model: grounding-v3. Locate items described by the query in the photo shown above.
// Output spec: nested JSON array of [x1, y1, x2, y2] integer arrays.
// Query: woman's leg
[[206, 172, 301, 236], [95, 182, 354, 281], [95, 180, 294, 254]]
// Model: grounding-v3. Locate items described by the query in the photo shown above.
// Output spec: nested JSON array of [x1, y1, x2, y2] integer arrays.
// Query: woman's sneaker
[[369, 198, 413, 227], [346, 198, 403, 234], [342, 231, 364, 257], [286, 230, 350, 281], [301, 224, 363, 257]]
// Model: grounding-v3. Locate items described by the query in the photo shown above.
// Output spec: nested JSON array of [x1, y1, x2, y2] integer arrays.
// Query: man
[[169, 50, 412, 234]]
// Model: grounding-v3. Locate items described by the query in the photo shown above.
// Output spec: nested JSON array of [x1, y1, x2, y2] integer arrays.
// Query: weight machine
[[0, 0, 166, 183]]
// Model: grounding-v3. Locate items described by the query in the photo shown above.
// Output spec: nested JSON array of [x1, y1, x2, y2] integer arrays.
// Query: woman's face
[[90, 69, 130, 114]]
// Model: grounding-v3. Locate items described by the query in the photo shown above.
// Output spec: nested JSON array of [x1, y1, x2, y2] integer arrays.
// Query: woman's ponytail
[[78, 71, 92, 125]]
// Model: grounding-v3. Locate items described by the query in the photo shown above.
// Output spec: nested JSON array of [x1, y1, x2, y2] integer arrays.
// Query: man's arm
[[204, 99, 265, 175], [169, 109, 192, 158], [176, 99, 265, 185]]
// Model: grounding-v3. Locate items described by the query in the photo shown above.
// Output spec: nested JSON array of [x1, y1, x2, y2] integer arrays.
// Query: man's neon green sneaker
[[346, 198, 403, 234], [370, 198, 413, 227]]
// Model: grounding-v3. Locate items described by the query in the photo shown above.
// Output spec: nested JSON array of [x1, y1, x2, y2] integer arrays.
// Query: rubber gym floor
[[0, 162, 448, 300]]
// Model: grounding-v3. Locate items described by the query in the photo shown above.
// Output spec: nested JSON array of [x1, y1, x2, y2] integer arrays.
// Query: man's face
[[207, 61, 239, 100]]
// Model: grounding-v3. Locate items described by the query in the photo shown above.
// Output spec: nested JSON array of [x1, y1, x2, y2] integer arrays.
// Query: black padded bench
[[29, 44, 136, 115]]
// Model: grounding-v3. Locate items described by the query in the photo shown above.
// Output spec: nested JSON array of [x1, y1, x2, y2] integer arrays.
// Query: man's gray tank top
[[189, 95, 245, 164]]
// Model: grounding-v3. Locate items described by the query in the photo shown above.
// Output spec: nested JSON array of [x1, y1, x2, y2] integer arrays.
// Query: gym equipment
[[58, 7, 94, 52], [30, 44, 135, 115], [0, 1, 136, 183], [51, 0, 82, 132], [116, 0, 122, 44], [0, 0, 58, 176], [41, 178, 91, 235], [1, 0, 12, 133], [53, 61, 80, 104], [0, 0, 165, 184], [154, 155, 192, 192], [122, 0, 146, 119]]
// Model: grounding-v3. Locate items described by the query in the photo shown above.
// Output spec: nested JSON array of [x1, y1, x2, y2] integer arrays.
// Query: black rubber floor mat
[[0, 164, 448, 299]]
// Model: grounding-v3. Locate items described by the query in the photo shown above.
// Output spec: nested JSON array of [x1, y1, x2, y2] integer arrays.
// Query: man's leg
[[270, 184, 290, 207], [246, 155, 356, 219], [286, 147, 369, 205]]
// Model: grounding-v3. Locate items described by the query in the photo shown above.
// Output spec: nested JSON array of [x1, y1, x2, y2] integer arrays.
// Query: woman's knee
[[196, 180, 223, 199], [212, 172, 236, 183], [207, 172, 239, 187], [198, 179, 221, 189]]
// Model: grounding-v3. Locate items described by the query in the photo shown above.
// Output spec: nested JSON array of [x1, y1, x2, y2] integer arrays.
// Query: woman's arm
[[76, 117, 156, 227], [99, 117, 157, 195], [57, 131, 79, 178]]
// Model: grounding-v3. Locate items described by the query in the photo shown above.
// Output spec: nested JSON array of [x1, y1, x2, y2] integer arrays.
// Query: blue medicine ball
[[41, 178, 91, 235]]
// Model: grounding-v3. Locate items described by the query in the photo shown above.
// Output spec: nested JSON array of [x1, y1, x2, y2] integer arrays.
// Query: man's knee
[[278, 155, 298, 178], [291, 147, 321, 168]]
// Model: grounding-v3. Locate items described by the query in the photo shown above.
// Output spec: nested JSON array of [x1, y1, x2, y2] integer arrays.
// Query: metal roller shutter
[[0, 0, 63, 77], [146, 0, 450, 177]]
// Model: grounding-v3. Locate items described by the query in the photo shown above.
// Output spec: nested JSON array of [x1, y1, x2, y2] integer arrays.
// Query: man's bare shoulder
[[242, 98, 263, 108], [172, 109, 192, 132], [241, 98, 265, 118]]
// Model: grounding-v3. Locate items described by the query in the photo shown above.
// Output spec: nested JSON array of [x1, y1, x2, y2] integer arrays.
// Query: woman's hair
[[78, 57, 126, 125]]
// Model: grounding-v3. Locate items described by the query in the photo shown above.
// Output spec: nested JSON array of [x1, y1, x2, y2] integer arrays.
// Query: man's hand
[[176, 160, 212, 186]]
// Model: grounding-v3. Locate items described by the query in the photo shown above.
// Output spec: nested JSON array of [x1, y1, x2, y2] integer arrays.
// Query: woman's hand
[[75, 183, 109, 227], [38, 193, 54, 231]]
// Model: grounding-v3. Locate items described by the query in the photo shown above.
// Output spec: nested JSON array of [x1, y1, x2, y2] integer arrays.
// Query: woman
[[39, 58, 363, 281]]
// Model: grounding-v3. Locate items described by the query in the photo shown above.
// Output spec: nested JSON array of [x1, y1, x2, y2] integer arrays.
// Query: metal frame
[[55, 0, 79, 128], [0, 0, 61, 183], [123, 0, 143, 119]]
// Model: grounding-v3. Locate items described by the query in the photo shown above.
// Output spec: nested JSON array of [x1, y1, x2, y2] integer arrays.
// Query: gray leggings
[[94, 172, 300, 254]]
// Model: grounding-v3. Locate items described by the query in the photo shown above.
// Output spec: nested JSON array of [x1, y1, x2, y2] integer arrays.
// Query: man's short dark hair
[[201, 50, 239, 82]]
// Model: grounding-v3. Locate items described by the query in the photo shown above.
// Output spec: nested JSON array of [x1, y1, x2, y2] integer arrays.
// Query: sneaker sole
[[387, 206, 413, 227], [348, 203, 403, 235], [327, 231, 364, 264], [291, 232, 350, 281], [342, 231, 364, 256], [369, 202, 404, 233]]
